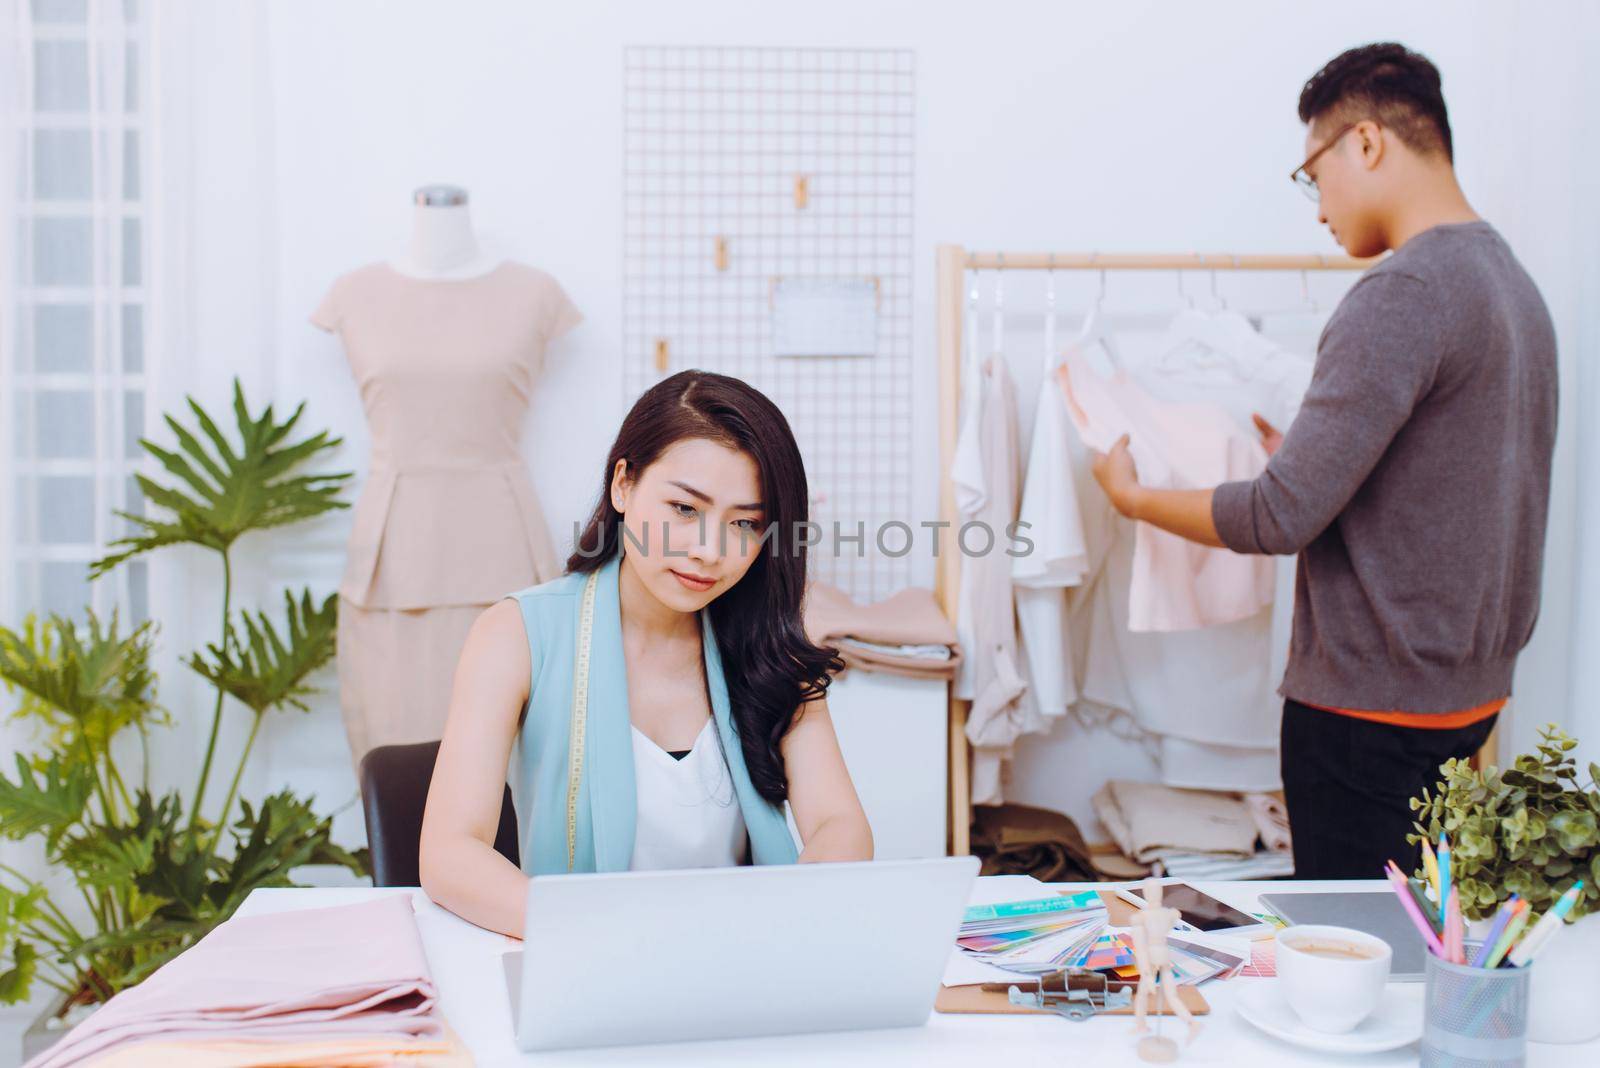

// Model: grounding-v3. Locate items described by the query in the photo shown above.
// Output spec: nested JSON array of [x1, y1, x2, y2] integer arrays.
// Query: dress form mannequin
[[387, 184, 503, 280], [313, 184, 582, 770]]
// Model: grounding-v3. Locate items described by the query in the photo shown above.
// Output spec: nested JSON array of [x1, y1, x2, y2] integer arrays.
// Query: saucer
[[1236, 981, 1423, 1054]]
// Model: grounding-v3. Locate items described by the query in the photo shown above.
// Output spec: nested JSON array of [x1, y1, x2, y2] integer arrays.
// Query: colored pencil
[[1444, 888, 1464, 964], [1508, 882, 1586, 967], [1437, 835, 1452, 925], [1404, 877, 1443, 935], [1471, 895, 1521, 968], [1385, 863, 1445, 956], [1421, 839, 1441, 903], [1484, 905, 1532, 969]]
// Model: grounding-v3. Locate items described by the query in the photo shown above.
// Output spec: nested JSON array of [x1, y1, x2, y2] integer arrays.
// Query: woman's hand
[[418, 600, 534, 939], [782, 696, 873, 863]]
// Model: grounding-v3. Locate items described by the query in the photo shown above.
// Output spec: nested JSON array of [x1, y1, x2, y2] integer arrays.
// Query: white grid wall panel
[[622, 45, 916, 602]]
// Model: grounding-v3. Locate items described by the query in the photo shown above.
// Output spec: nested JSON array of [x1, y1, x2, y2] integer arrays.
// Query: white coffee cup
[[1275, 924, 1393, 1033]]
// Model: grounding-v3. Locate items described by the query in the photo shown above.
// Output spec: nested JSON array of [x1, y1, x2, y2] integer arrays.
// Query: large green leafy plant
[[0, 381, 367, 1010], [1410, 723, 1600, 922]]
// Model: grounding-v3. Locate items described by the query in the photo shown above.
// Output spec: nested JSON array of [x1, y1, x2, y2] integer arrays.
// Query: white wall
[[150, 0, 1591, 850]]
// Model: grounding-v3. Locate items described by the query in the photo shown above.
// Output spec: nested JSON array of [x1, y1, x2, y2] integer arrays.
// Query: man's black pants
[[1280, 698, 1498, 880]]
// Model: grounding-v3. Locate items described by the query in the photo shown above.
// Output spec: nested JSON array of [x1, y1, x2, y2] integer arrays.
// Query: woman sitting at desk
[[420, 370, 873, 938]]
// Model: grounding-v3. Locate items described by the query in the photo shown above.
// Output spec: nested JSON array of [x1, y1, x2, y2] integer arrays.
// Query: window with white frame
[[2, 0, 147, 625]]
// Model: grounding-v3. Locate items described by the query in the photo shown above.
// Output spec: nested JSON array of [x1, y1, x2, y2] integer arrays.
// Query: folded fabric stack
[[1158, 849, 1296, 881], [28, 895, 468, 1068], [971, 802, 1100, 883], [802, 582, 962, 680], [1092, 780, 1293, 880]]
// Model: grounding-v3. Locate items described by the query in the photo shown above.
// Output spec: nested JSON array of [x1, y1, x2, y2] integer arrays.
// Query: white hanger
[[1067, 256, 1120, 376], [991, 255, 1005, 358], [1176, 269, 1196, 310], [1042, 254, 1058, 373], [1300, 268, 1318, 314], [1208, 266, 1227, 311], [965, 268, 981, 377], [1155, 262, 1256, 378]]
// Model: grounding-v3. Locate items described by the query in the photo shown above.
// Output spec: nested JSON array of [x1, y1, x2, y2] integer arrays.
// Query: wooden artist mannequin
[[1129, 878, 1201, 1059]]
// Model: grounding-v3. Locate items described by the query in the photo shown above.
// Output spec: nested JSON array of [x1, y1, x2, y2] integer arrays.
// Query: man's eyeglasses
[[1289, 123, 1360, 202]]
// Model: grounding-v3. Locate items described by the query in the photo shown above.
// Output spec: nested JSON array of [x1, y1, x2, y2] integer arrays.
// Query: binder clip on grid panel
[[1006, 968, 1134, 1022]]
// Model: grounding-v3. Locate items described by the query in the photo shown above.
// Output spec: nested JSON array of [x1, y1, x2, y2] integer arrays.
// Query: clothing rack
[[932, 244, 1379, 856]]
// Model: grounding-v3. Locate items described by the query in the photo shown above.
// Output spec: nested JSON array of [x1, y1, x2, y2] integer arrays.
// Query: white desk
[[235, 881, 1592, 1067]]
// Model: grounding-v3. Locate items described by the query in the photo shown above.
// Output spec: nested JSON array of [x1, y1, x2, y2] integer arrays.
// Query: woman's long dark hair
[[565, 370, 843, 804]]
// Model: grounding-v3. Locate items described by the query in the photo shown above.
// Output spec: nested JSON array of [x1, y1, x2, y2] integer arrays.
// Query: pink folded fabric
[[29, 895, 443, 1068], [802, 582, 958, 648]]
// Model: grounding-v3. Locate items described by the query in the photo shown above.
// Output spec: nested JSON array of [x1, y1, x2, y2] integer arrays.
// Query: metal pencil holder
[[1421, 942, 1531, 1068]]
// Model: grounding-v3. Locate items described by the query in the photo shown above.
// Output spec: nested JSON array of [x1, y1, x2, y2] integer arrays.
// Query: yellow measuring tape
[[565, 568, 599, 870]]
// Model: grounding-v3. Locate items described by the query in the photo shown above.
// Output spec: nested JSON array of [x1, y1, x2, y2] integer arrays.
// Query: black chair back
[[358, 740, 520, 887]]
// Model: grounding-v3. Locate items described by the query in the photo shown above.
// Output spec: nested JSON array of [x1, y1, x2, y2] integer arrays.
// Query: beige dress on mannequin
[[311, 261, 581, 768]]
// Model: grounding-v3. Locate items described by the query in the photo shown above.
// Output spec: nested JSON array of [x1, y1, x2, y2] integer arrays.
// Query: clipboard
[[936, 980, 1209, 1017]]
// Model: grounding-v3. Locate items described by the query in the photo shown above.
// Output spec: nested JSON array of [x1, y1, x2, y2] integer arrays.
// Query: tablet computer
[[1260, 890, 1427, 982]]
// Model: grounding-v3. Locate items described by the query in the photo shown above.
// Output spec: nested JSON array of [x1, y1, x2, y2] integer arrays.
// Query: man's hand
[[1091, 433, 1142, 518], [1253, 413, 1284, 457], [1090, 435, 1226, 548]]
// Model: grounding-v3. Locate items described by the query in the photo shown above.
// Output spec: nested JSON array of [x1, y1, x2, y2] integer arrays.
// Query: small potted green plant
[[1410, 723, 1600, 1044]]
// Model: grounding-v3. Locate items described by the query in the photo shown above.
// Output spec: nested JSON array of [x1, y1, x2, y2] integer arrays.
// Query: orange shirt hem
[[1302, 697, 1507, 730]]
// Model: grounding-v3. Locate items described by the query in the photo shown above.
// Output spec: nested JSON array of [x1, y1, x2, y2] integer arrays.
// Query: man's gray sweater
[[1212, 221, 1557, 713]]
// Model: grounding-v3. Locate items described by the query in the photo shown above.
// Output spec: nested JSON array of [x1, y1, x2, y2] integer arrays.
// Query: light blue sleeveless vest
[[506, 550, 800, 873]]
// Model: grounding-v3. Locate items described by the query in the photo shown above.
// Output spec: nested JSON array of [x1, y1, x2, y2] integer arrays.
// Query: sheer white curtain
[[141, 0, 287, 804]]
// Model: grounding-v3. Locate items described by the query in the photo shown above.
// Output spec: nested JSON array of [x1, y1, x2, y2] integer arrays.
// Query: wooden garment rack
[[933, 245, 1380, 857]]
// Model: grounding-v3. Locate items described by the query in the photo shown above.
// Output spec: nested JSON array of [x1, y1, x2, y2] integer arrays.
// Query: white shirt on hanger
[[1058, 311, 1320, 792], [1144, 308, 1314, 429], [1011, 370, 1089, 718], [629, 719, 747, 871]]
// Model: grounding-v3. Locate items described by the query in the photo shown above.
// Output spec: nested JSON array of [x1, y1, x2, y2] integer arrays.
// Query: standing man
[[1089, 43, 1557, 879]]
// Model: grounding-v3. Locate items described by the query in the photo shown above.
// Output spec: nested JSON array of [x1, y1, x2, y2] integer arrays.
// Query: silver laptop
[[1260, 891, 1428, 982], [504, 856, 979, 1051]]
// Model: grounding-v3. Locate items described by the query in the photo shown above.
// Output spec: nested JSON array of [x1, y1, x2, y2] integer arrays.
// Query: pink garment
[[28, 896, 444, 1068], [1056, 355, 1274, 632], [802, 582, 958, 648]]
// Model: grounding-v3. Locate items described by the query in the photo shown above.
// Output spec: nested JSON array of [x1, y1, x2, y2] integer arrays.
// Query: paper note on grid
[[772, 278, 878, 357]]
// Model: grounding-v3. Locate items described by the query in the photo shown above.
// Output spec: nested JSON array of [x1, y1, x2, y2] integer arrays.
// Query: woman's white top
[[628, 718, 748, 871]]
